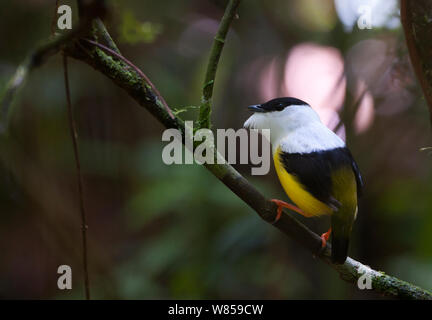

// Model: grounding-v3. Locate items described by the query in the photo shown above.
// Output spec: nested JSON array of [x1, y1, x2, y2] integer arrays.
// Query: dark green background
[[0, 0, 431, 299]]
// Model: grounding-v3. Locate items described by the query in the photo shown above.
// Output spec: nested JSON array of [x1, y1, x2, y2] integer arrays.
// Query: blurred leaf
[[114, 263, 164, 299], [172, 105, 199, 116], [127, 176, 197, 228], [376, 179, 430, 217], [170, 266, 204, 299], [119, 10, 162, 45], [214, 215, 270, 260], [113, 227, 190, 298]]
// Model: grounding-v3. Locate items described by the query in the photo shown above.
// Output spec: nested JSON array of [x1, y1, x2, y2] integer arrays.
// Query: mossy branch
[[94, 18, 121, 54], [198, 0, 241, 129]]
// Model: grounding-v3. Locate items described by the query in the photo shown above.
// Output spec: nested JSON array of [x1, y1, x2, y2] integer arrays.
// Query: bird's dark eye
[[276, 103, 285, 110]]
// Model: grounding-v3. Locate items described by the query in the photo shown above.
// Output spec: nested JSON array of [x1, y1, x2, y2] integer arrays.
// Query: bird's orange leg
[[320, 228, 332, 248], [270, 199, 306, 223]]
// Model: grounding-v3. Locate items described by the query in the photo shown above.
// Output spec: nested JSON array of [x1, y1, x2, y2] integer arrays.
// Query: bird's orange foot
[[270, 199, 305, 224], [320, 228, 332, 248]]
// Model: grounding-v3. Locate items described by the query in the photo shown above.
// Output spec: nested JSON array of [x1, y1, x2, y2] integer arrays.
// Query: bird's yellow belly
[[273, 150, 333, 216]]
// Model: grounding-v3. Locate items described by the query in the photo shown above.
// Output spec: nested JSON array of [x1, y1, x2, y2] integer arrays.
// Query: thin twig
[[82, 38, 174, 119], [63, 54, 91, 300], [94, 18, 121, 54], [77, 0, 85, 19], [334, 86, 368, 134], [50, 0, 60, 37], [198, 0, 241, 129]]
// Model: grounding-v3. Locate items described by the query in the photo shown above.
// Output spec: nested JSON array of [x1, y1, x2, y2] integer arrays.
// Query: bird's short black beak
[[248, 104, 265, 112]]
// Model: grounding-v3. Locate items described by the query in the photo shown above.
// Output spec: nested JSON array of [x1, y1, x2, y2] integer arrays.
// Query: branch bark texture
[[198, 0, 241, 129]]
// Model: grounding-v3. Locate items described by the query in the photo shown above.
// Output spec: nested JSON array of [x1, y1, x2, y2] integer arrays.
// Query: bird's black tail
[[331, 234, 349, 264], [331, 212, 353, 264]]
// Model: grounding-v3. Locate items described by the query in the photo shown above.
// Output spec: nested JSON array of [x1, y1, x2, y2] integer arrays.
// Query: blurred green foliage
[[119, 10, 162, 45]]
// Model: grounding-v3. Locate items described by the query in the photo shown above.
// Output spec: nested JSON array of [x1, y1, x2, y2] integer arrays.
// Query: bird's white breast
[[244, 104, 345, 154], [276, 122, 345, 154]]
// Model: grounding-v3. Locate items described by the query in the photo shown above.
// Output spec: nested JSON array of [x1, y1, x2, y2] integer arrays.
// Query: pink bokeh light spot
[[254, 42, 375, 137], [353, 80, 375, 134], [283, 43, 346, 130], [259, 57, 281, 102]]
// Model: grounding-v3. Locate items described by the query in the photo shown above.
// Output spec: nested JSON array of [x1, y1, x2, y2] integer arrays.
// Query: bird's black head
[[248, 97, 310, 113]]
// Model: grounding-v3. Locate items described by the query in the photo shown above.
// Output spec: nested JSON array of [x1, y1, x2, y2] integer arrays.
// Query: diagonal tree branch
[[62, 54, 91, 300], [198, 0, 241, 129]]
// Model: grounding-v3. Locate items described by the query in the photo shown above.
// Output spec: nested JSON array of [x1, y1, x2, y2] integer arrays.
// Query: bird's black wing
[[350, 156, 364, 197], [279, 147, 360, 209]]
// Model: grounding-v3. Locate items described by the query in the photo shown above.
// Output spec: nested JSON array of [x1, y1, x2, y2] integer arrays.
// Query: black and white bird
[[244, 97, 363, 264]]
